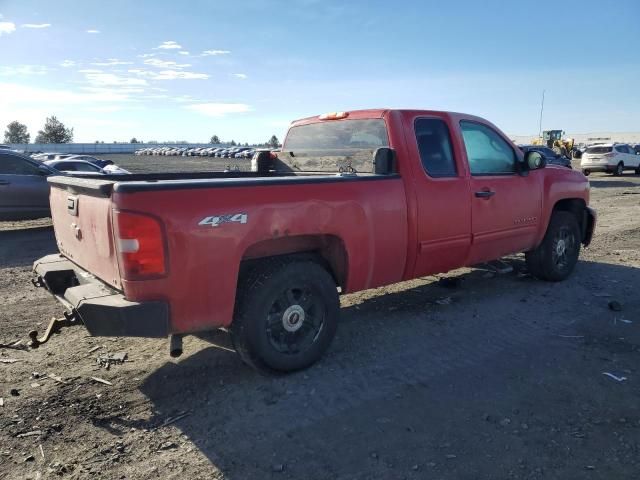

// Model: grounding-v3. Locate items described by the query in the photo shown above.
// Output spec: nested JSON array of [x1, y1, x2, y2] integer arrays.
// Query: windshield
[[585, 146, 612, 154], [279, 119, 389, 173]]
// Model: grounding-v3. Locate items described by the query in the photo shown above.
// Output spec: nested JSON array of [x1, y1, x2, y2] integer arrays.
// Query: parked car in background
[[580, 143, 640, 176], [44, 159, 107, 174], [64, 155, 130, 174], [519, 145, 572, 168], [633, 144, 640, 155], [0, 150, 54, 220], [0, 144, 11, 150]]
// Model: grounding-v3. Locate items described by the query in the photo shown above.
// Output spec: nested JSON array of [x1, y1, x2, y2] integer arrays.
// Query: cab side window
[[0, 154, 41, 175], [460, 121, 516, 175], [414, 118, 457, 177]]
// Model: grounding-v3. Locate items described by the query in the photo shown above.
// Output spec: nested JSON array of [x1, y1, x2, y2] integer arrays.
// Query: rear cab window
[[279, 119, 389, 173], [414, 118, 457, 177]]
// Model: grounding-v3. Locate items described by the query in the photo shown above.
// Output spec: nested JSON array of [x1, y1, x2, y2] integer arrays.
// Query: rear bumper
[[33, 254, 169, 338], [580, 163, 615, 172]]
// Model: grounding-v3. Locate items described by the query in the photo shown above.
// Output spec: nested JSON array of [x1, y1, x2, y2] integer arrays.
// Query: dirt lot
[[1, 163, 639, 480]]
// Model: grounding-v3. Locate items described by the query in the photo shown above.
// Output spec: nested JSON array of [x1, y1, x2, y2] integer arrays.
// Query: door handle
[[0, 180, 10, 185], [475, 190, 495, 198]]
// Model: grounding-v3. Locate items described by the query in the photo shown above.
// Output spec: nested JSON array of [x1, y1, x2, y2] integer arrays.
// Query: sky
[[0, 0, 639, 143]]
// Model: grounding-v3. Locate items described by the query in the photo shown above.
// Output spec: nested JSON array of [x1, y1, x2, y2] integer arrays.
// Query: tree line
[[4, 117, 73, 144], [4, 118, 282, 148]]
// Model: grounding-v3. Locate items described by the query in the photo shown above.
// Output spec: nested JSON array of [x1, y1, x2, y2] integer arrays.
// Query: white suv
[[581, 143, 640, 176]]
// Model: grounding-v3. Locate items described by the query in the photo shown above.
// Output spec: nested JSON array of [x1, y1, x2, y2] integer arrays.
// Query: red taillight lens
[[114, 211, 166, 279]]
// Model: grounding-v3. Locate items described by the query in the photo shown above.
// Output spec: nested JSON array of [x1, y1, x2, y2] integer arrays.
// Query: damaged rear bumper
[[33, 254, 169, 338]]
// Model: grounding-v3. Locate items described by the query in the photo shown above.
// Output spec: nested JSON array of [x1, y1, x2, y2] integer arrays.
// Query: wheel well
[[240, 235, 348, 289], [552, 198, 586, 239]]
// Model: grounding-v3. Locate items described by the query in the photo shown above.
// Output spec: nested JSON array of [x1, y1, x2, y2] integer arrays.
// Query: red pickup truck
[[33, 109, 595, 372]]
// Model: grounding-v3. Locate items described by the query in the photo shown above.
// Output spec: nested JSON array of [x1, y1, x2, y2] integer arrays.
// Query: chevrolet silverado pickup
[[33, 109, 596, 372]]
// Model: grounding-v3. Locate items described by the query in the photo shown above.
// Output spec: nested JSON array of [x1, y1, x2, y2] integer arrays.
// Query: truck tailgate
[[48, 177, 122, 290]]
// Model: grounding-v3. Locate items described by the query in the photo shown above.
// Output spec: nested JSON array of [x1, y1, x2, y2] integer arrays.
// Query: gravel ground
[[1, 164, 639, 480]]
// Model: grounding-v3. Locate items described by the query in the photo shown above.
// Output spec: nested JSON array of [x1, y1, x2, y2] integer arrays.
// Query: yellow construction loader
[[532, 130, 575, 158]]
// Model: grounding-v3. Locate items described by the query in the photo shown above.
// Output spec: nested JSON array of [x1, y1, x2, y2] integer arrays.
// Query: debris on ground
[[485, 259, 514, 274], [0, 340, 28, 351], [10, 388, 20, 396], [88, 346, 101, 354], [435, 297, 452, 305], [618, 318, 633, 324], [159, 441, 178, 451], [602, 372, 627, 382], [97, 352, 128, 370], [48, 373, 68, 385], [608, 300, 622, 312], [90, 377, 113, 386], [157, 411, 191, 429], [0, 397, 4, 407], [0, 358, 19, 363], [271, 463, 285, 473], [17, 430, 42, 438], [592, 292, 612, 298]]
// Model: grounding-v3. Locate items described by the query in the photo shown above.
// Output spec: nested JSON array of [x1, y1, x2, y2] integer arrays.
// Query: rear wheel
[[525, 212, 581, 282], [635, 164, 640, 175], [582, 169, 591, 176], [231, 258, 339, 372], [614, 162, 624, 176]]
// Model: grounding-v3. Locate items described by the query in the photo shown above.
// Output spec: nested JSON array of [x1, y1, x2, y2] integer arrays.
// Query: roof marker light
[[319, 111, 349, 120]]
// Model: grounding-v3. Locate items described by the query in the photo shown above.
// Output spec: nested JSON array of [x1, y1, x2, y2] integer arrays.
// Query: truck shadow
[[109, 258, 640, 478], [0, 226, 56, 269], [589, 179, 639, 189]]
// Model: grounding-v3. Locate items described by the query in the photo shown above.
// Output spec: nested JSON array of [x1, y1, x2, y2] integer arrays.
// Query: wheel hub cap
[[282, 305, 305, 332], [556, 239, 566, 257]]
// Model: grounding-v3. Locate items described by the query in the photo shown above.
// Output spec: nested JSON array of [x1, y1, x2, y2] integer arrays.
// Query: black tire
[[635, 165, 640, 175], [525, 212, 581, 282], [614, 162, 624, 176], [231, 258, 339, 372], [582, 169, 590, 176]]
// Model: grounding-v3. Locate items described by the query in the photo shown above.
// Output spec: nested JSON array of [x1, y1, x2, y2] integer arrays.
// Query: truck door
[[405, 115, 472, 277], [0, 153, 50, 219], [459, 121, 542, 264]]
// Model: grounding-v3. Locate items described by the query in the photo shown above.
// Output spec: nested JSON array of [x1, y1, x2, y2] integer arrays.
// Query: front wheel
[[525, 212, 581, 282], [582, 169, 591, 176], [231, 258, 339, 372]]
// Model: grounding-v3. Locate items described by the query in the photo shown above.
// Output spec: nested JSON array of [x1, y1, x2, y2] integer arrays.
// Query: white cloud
[[60, 60, 76, 68], [129, 69, 209, 80], [85, 72, 147, 87], [232, 73, 248, 79], [201, 49, 230, 56], [138, 53, 156, 58], [155, 40, 182, 50], [143, 58, 190, 69], [178, 51, 190, 56], [0, 65, 47, 76], [0, 21, 16, 36], [0, 83, 132, 105], [91, 58, 133, 66], [86, 29, 100, 33], [78, 68, 102, 73], [21, 23, 51, 29], [186, 103, 250, 116], [155, 70, 209, 80]]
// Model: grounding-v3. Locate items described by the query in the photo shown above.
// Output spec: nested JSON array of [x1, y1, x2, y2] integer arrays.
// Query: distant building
[[510, 132, 640, 146]]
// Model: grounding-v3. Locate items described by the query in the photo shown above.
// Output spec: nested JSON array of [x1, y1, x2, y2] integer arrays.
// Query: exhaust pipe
[[169, 334, 183, 358]]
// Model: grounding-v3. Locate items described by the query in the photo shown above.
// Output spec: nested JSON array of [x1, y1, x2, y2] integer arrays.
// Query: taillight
[[114, 210, 167, 280]]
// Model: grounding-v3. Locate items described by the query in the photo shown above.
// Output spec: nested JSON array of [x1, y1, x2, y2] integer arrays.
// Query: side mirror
[[372, 147, 397, 175], [525, 150, 546, 170]]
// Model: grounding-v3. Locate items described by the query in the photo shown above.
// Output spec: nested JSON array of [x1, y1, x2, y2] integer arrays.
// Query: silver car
[[0, 150, 54, 220]]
